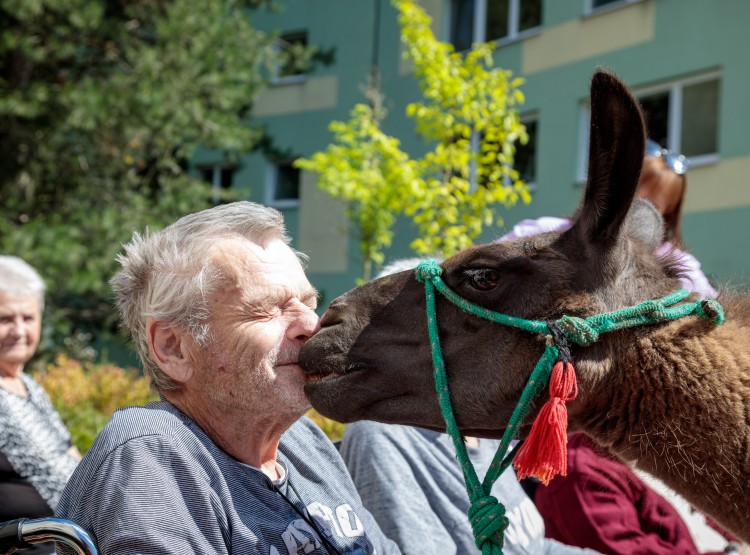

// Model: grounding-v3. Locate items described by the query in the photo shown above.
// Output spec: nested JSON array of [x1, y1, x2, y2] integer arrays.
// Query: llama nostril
[[320, 300, 348, 328]]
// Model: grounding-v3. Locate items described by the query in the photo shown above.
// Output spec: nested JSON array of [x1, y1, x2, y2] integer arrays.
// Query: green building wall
[[206, 0, 750, 305]]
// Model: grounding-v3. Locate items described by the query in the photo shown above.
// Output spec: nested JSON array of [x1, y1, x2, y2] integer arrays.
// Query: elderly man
[[56, 202, 400, 555]]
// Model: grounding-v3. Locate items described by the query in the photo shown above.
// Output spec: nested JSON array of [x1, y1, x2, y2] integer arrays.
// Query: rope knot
[[415, 259, 443, 283], [468, 495, 509, 553], [558, 315, 599, 346], [697, 299, 725, 325], [639, 299, 669, 322]]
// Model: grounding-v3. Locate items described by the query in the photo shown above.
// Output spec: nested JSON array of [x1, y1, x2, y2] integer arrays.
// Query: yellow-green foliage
[[306, 410, 347, 441], [396, 0, 532, 256], [296, 0, 532, 280], [33, 355, 156, 453], [295, 89, 416, 282], [33, 356, 346, 451]]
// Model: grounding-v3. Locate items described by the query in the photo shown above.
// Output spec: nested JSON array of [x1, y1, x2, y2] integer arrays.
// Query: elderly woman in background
[[0, 256, 80, 554]]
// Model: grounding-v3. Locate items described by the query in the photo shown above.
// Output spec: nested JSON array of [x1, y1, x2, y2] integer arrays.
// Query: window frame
[[515, 114, 539, 189], [577, 72, 721, 182], [265, 159, 301, 209], [633, 72, 721, 166], [465, 113, 538, 191], [498, 113, 538, 189], [447, 0, 542, 50], [200, 165, 235, 202], [271, 30, 309, 86], [584, 0, 643, 17]]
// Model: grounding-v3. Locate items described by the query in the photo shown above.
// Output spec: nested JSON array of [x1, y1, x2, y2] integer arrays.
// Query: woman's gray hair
[[0, 256, 46, 310], [111, 201, 302, 394]]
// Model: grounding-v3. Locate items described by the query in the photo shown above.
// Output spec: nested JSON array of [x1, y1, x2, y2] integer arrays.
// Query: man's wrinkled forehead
[[206, 237, 315, 298], [207, 236, 293, 265]]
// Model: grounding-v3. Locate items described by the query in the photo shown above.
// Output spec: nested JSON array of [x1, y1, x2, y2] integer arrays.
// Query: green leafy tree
[[0, 0, 308, 357], [295, 81, 417, 282], [297, 0, 531, 279]]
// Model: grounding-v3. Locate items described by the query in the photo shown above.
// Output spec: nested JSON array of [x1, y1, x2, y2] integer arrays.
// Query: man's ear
[[146, 318, 195, 384]]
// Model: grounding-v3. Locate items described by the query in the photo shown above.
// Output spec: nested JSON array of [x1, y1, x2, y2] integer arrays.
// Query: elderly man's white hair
[[0, 256, 46, 309], [376, 257, 443, 280], [110, 201, 304, 394]]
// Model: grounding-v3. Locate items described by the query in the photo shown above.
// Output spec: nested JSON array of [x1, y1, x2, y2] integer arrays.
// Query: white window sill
[[268, 199, 300, 209], [494, 27, 543, 48], [270, 74, 308, 87]]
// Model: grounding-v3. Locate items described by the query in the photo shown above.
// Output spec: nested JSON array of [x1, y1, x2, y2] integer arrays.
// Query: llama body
[[299, 71, 750, 540], [571, 300, 750, 538]]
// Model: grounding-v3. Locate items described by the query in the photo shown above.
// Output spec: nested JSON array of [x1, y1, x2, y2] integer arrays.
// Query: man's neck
[[164, 390, 302, 479]]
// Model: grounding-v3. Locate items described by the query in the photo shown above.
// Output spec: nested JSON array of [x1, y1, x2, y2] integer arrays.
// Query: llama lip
[[304, 372, 343, 382], [303, 362, 368, 382]]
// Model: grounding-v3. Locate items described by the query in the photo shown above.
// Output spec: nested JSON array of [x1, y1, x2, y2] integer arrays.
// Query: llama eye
[[467, 269, 500, 291]]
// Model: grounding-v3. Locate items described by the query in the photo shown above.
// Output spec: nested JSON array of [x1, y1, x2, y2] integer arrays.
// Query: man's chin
[[275, 384, 312, 418]]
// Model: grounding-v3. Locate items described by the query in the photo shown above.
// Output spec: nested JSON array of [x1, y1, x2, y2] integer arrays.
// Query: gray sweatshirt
[[56, 402, 400, 555], [340, 421, 600, 555]]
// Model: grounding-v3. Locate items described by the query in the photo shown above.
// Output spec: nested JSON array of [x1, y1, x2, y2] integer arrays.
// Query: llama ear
[[623, 199, 664, 251], [573, 70, 646, 246]]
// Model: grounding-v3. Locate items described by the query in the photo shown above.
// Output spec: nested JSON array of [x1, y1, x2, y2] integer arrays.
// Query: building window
[[638, 77, 719, 162], [585, 0, 641, 15], [450, 0, 542, 51], [266, 160, 300, 208], [465, 116, 537, 190], [515, 117, 538, 185], [577, 73, 720, 181], [272, 31, 309, 85], [200, 166, 234, 201]]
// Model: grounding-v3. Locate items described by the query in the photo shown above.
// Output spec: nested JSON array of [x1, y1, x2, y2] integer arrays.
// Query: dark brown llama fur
[[299, 71, 750, 540]]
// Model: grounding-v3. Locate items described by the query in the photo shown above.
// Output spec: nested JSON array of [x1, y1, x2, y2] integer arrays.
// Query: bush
[[33, 355, 156, 453], [306, 410, 347, 441], [33, 355, 346, 451]]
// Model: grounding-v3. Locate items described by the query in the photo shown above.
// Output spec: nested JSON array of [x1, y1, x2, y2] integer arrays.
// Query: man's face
[[0, 293, 42, 377], [191, 238, 320, 420]]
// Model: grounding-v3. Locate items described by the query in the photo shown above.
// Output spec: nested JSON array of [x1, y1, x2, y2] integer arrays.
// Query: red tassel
[[513, 360, 578, 486]]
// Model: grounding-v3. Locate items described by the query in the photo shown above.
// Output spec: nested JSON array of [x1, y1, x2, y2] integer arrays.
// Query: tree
[[296, 0, 531, 280], [295, 80, 417, 282], [0, 0, 308, 359]]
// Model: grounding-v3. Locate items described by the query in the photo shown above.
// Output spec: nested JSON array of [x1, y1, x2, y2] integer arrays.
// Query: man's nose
[[290, 305, 321, 342]]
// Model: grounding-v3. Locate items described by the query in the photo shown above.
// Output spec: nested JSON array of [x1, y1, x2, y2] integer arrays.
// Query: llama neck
[[571, 304, 750, 541]]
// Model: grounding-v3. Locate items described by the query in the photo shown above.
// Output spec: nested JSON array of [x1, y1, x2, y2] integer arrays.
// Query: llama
[[299, 70, 750, 541]]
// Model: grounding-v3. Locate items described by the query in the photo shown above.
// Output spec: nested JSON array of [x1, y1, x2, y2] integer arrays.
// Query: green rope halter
[[414, 258, 724, 554]]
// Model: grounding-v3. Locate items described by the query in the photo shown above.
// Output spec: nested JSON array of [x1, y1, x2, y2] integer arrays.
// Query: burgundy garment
[[534, 434, 724, 555]]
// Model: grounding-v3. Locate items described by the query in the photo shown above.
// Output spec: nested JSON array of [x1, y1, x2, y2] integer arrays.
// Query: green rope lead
[[423, 273, 508, 553], [414, 259, 724, 554]]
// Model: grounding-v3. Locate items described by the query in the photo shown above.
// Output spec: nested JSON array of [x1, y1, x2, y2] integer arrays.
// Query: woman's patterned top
[[0, 373, 78, 510]]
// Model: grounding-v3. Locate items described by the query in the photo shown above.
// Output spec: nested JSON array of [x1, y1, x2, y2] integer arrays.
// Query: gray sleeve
[[56, 435, 228, 555], [340, 423, 458, 555]]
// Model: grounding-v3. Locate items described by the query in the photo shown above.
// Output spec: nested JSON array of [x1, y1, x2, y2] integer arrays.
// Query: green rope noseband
[[414, 258, 724, 554]]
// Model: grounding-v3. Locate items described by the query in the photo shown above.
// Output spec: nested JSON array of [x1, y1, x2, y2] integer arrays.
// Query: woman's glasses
[[646, 139, 689, 175]]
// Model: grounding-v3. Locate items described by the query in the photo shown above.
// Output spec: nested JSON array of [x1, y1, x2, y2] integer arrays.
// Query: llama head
[[300, 70, 683, 435]]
